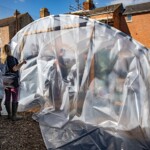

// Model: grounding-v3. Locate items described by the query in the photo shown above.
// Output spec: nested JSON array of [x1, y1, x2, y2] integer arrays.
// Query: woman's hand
[[13, 59, 27, 71], [22, 60, 27, 64]]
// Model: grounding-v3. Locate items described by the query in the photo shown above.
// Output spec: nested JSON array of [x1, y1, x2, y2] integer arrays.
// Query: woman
[[0, 50, 4, 116], [1, 44, 26, 121]]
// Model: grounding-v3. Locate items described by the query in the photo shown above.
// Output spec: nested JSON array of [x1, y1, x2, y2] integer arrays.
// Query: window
[[126, 14, 132, 22]]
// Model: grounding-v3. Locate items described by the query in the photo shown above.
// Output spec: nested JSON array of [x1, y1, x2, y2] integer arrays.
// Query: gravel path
[[0, 112, 46, 150]]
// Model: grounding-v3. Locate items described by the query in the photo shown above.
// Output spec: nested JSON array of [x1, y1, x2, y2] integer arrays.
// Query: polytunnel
[[10, 14, 150, 149]]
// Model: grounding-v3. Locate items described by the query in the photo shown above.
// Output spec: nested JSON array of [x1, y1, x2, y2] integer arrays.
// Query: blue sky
[[0, 0, 149, 20]]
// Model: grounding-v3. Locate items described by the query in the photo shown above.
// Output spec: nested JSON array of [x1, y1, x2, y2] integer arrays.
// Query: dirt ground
[[0, 112, 46, 150]]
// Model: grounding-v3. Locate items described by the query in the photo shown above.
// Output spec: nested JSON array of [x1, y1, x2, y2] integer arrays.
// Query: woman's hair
[[0, 44, 11, 64]]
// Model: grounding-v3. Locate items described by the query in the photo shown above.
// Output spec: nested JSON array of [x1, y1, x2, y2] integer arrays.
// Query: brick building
[[0, 1, 149, 49], [122, 2, 150, 48], [0, 10, 33, 48], [70, 3, 124, 31], [69, 0, 150, 48]]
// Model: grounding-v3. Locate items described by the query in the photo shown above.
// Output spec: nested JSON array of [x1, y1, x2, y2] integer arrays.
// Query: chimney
[[14, 10, 20, 33], [40, 8, 50, 18], [83, 0, 95, 10], [14, 10, 20, 17]]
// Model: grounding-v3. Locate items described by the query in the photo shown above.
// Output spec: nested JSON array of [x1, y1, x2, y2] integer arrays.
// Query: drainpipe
[[14, 10, 20, 34]]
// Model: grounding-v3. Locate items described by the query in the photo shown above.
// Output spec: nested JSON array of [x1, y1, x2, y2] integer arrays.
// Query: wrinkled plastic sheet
[[10, 14, 150, 149], [40, 120, 150, 150]]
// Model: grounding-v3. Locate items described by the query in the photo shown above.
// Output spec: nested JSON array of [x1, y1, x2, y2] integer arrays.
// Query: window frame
[[126, 14, 132, 22]]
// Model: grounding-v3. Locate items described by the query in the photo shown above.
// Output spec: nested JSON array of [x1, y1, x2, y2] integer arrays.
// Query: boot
[[5, 101, 11, 119], [12, 102, 22, 121]]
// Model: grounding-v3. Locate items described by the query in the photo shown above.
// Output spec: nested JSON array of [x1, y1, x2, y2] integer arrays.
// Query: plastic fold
[[10, 14, 150, 149]]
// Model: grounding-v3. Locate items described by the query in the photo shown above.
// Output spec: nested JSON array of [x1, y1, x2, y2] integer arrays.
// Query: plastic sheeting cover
[[10, 14, 150, 149]]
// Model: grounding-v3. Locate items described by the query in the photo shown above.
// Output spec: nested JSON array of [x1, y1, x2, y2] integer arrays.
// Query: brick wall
[[0, 26, 10, 48], [19, 14, 33, 30], [113, 5, 122, 30], [91, 10, 150, 49], [90, 13, 113, 21], [9, 22, 16, 41], [120, 15, 130, 35], [122, 13, 150, 48], [0, 14, 33, 49], [89, 5, 123, 30]]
